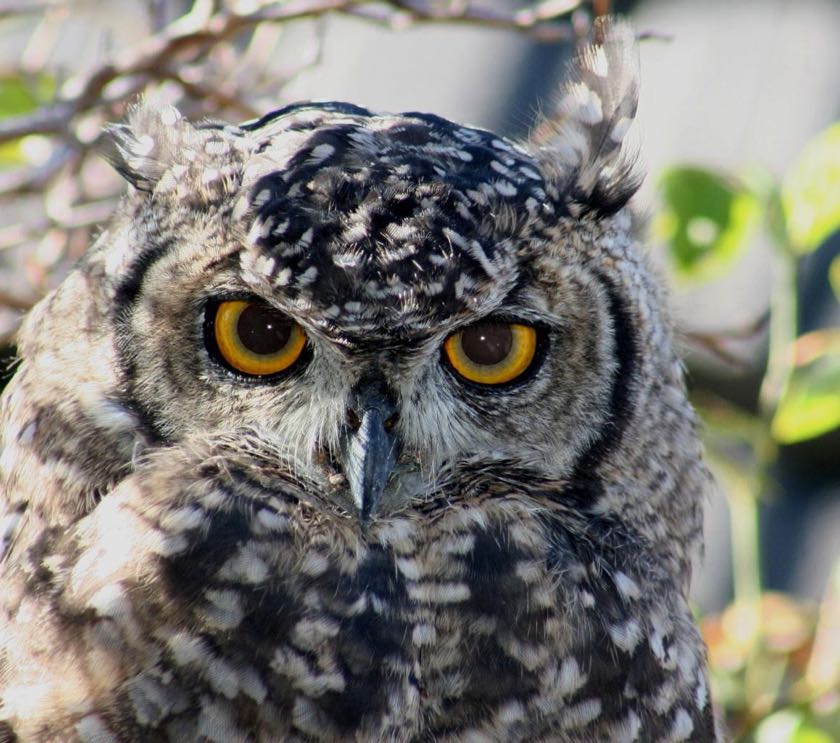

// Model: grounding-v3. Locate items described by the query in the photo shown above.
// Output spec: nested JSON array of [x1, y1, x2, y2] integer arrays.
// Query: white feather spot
[[563, 83, 604, 125], [87, 583, 131, 620], [292, 617, 341, 650], [614, 571, 641, 601], [608, 619, 643, 653], [0, 510, 23, 558], [496, 699, 526, 724], [670, 708, 694, 741], [159, 106, 180, 126], [612, 710, 642, 742], [252, 188, 272, 208], [562, 698, 602, 729], [442, 227, 498, 279], [296, 264, 318, 286], [252, 254, 276, 278], [695, 672, 708, 710], [374, 518, 417, 553], [167, 632, 212, 668], [256, 508, 290, 533], [586, 45, 609, 77], [299, 552, 329, 577], [298, 227, 313, 248], [407, 582, 471, 603], [200, 168, 221, 186], [197, 698, 242, 742], [206, 655, 241, 698], [396, 557, 421, 580], [610, 116, 633, 143], [557, 657, 585, 696], [343, 300, 363, 314], [494, 180, 518, 197], [204, 139, 229, 156], [218, 545, 268, 584], [160, 506, 205, 534], [75, 714, 118, 743], [412, 623, 436, 646], [135, 134, 155, 156], [307, 142, 335, 163], [202, 589, 244, 630], [238, 665, 268, 704]]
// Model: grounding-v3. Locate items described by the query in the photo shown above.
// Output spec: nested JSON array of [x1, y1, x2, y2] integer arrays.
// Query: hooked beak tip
[[343, 407, 398, 524]]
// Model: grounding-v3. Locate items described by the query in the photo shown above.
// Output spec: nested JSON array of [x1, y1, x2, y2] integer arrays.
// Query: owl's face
[[112, 102, 628, 522]]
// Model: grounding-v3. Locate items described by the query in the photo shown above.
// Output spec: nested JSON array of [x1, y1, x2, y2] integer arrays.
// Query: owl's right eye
[[443, 321, 538, 386], [208, 300, 307, 377]]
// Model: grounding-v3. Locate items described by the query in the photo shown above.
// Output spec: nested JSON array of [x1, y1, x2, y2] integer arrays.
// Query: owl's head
[[8, 20, 705, 577]]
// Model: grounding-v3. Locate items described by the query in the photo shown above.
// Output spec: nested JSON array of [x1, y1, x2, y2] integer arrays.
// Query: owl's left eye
[[209, 300, 307, 377], [443, 321, 538, 385]]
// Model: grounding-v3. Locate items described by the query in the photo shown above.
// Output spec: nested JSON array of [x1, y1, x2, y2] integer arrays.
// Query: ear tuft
[[101, 99, 187, 192], [531, 17, 642, 216]]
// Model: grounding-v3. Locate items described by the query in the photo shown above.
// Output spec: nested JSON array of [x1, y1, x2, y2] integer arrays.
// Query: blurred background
[[1, 1, 838, 739]]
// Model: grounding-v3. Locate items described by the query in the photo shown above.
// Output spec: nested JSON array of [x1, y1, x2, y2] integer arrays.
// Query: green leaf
[[756, 708, 838, 743], [0, 75, 53, 119], [0, 74, 56, 168], [771, 330, 840, 443], [755, 709, 803, 743], [830, 255, 840, 303], [793, 728, 835, 743], [0, 140, 24, 167], [782, 123, 840, 254], [654, 166, 761, 280]]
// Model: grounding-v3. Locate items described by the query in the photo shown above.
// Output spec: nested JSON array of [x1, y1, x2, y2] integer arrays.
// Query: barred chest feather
[[1, 442, 713, 742]]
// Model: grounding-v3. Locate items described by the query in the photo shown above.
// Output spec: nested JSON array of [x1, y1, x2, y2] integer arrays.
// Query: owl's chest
[[189, 511, 589, 740]]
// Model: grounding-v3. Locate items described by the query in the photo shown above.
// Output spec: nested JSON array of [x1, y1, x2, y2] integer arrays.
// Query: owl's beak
[[342, 379, 399, 523]]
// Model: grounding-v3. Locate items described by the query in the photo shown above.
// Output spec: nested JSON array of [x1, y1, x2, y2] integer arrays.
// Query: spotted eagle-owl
[[0, 19, 718, 743]]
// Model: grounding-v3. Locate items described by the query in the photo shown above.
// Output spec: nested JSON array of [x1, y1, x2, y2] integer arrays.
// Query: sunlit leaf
[[0, 140, 24, 167], [782, 123, 840, 254], [0, 75, 53, 119], [756, 709, 836, 743], [793, 726, 835, 743], [756, 709, 804, 743], [771, 330, 840, 443], [830, 255, 840, 303], [0, 74, 55, 168], [654, 166, 761, 280]]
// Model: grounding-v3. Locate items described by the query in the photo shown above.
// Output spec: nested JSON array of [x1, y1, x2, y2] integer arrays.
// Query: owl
[[0, 19, 718, 743]]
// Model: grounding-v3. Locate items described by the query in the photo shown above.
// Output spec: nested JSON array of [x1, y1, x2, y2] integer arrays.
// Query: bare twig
[[0, 0, 63, 17], [0, 145, 77, 196], [1, 0, 582, 145], [685, 312, 771, 370], [347, 0, 580, 41], [0, 0, 585, 322]]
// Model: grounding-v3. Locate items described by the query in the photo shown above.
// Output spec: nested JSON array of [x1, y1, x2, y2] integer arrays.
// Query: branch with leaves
[[658, 125, 840, 741]]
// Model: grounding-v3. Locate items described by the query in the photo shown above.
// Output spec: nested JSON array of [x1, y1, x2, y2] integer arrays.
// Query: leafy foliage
[[655, 166, 760, 278], [782, 124, 840, 254], [772, 331, 840, 444], [658, 124, 840, 740], [0, 74, 53, 166]]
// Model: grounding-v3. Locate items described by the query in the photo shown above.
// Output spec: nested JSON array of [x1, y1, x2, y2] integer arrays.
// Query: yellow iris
[[213, 300, 306, 376], [443, 322, 537, 385]]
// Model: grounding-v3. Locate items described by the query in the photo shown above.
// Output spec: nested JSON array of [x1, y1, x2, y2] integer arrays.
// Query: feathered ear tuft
[[531, 17, 642, 217], [101, 99, 188, 192]]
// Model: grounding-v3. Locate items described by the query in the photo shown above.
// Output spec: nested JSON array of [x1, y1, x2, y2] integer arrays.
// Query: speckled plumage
[[0, 20, 718, 742]]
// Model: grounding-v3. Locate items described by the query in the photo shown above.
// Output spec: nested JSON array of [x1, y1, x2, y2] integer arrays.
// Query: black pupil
[[460, 323, 512, 366], [236, 304, 292, 355]]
